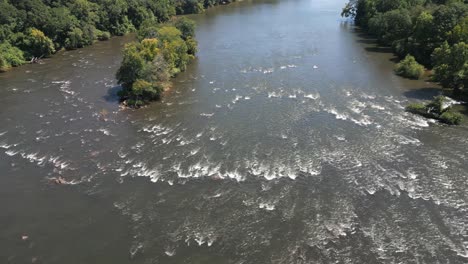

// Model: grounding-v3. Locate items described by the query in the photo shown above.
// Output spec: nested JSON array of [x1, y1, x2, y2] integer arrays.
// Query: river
[[1, 0, 468, 263]]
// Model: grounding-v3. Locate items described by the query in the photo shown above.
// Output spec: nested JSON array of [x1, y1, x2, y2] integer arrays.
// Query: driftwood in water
[[30, 55, 44, 64]]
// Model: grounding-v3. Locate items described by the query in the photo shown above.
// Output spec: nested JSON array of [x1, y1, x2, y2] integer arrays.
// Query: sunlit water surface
[[1, 0, 468, 263]]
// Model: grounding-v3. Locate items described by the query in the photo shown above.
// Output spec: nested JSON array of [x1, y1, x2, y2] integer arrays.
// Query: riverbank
[[341, 0, 468, 105], [0, 0, 236, 73]]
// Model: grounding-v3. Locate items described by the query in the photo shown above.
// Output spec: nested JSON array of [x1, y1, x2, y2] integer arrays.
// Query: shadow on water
[[355, 31, 377, 45], [352, 28, 394, 54], [403, 87, 441, 100], [364, 46, 393, 53], [104, 85, 122, 103]]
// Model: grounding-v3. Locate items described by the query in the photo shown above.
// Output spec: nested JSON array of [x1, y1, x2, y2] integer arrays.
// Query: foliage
[[116, 19, 197, 107], [406, 102, 430, 117], [0, 0, 225, 69], [432, 41, 468, 94], [10, 28, 55, 59], [406, 96, 464, 125], [395, 55, 425, 79], [439, 110, 463, 125], [0, 42, 25, 71], [342, 0, 468, 95]]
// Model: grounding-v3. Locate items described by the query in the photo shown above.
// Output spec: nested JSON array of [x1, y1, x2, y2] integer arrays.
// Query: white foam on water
[[142, 124, 174, 136], [97, 128, 112, 136], [335, 135, 346, 141], [369, 103, 386, 110], [53, 80, 76, 96], [288, 94, 297, 99], [0, 131, 7, 136], [393, 134, 421, 146], [268, 92, 281, 98], [189, 148, 201, 156], [326, 108, 348, 120], [304, 93, 320, 100], [0, 142, 12, 149], [5, 150, 19, 156], [350, 116, 373, 126], [164, 248, 176, 257], [200, 113, 214, 118], [407, 169, 418, 180], [232, 95, 243, 104], [129, 242, 144, 258], [259, 202, 276, 211], [361, 93, 376, 100], [348, 100, 367, 114]]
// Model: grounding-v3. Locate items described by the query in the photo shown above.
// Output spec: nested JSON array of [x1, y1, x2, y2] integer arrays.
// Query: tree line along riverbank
[[0, 0, 234, 72], [342, 0, 468, 124]]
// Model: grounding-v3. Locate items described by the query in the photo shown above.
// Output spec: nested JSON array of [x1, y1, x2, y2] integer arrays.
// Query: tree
[[65, 27, 85, 50], [14, 28, 55, 58], [432, 41, 468, 94], [174, 17, 196, 40], [368, 9, 413, 45], [395, 54, 425, 79], [449, 16, 468, 43], [116, 42, 145, 88]]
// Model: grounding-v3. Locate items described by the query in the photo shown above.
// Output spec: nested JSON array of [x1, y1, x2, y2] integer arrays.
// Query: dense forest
[[0, 0, 233, 72], [342, 0, 468, 98]]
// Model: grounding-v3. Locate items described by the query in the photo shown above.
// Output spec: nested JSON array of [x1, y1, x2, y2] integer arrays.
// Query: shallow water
[[1, 0, 468, 263]]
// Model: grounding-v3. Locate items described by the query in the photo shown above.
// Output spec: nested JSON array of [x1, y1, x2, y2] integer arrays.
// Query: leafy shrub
[[96, 30, 111, 41], [406, 102, 427, 116], [439, 110, 463, 125], [0, 42, 25, 71], [395, 55, 425, 79]]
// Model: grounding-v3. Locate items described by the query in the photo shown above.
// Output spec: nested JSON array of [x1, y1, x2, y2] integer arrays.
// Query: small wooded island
[[342, 0, 468, 125], [116, 18, 197, 108]]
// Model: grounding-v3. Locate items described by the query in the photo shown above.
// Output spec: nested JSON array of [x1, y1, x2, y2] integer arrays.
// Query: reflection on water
[[1, 0, 467, 263]]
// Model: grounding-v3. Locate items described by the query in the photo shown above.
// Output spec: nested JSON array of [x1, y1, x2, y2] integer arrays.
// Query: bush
[[406, 102, 427, 115], [0, 42, 25, 71], [97, 31, 111, 41], [439, 110, 463, 125], [395, 54, 425, 79]]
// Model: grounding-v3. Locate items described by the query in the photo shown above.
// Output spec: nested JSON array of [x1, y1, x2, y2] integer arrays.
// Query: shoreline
[[0, 1, 236, 74]]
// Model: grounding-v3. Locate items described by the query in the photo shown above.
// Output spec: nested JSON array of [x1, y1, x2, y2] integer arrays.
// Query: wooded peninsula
[[342, 0, 468, 124]]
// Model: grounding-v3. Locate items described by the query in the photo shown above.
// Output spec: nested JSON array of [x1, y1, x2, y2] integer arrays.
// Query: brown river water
[[1, 0, 468, 263]]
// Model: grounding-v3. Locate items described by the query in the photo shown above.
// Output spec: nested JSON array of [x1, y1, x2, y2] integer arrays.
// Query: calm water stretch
[[1, 0, 468, 263]]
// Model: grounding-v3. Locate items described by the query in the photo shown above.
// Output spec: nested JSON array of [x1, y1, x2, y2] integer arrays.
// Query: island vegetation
[[407, 96, 463, 125], [342, 0, 468, 124], [116, 18, 197, 107], [0, 0, 234, 72]]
